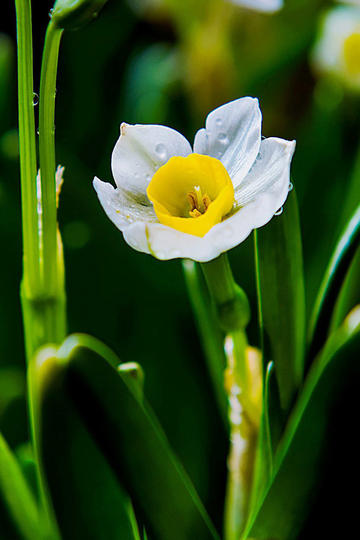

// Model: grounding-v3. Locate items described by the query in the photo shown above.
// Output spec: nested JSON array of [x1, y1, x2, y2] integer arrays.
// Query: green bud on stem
[[50, 0, 109, 30]]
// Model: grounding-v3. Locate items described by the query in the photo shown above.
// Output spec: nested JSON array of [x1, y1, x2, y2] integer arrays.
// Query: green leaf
[[0, 432, 42, 540], [244, 306, 360, 539], [28, 346, 140, 540], [255, 189, 306, 411], [182, 259, 228, 425], [30, 334, 220, 540], [308, 205, 360, 361]]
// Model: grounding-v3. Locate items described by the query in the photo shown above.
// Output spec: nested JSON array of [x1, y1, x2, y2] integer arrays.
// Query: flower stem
[[14, 0, 40, 296], [201, 254, 259, 539], [39, 19, 63, 296]]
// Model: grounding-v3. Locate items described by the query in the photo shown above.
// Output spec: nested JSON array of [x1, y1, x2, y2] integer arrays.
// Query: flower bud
[[50, 0, 109, 30]]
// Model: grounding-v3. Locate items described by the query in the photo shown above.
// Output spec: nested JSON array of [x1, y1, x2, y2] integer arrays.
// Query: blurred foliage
[[1, 0, 360, 537]]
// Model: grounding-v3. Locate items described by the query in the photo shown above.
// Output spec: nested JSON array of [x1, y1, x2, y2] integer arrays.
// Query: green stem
[[201, 254, 258, 540], [14, 0, 40, 295], [39, 20, 63, 296]]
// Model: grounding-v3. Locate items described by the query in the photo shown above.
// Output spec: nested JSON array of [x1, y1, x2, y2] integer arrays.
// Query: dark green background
[[1, 0, 359, 537]]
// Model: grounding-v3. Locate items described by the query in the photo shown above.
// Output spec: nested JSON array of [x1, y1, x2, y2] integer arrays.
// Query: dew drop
[[274, 207, 283, 216], [155, 143, 167, 160], [36, 129, 40, 135], [217, 132, 229, 145], [32, 93, 39, 106], [288, 182, 293, 192], [49, 8, 54, 18]]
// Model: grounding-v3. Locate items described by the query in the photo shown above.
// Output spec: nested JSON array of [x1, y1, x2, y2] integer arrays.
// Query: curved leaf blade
[[308, 205, 360, 361], [31, 334, 219, 540], [28, 346, 141, 540], [244, 306, 360, 539]]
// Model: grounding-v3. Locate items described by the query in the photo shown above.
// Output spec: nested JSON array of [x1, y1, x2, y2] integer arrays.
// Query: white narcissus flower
[[312, 6, 360, 91], [227, 0, 283, 13], [94, 97, 295, 262]]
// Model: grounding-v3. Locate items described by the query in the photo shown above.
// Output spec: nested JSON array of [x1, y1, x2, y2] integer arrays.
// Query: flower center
[[146, 153, 235, 237], [187, 185, 212, 218], [343, 31, 360, 76]]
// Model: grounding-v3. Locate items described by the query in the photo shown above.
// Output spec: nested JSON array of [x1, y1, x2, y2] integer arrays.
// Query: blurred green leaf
[[255, 189, 305, 411], [244, 306, 360, 539], [28, 346, 140, 540], [308, 205, 360, 362], [30, 334, 220, 540], [0, 432, 42, 540]]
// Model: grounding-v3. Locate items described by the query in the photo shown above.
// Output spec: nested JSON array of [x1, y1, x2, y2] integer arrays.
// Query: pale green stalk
[[15, 4, 64, 536], [15, 0, 40, 296], [201, 254, 258, 540], [15, 1, 66, 361], [39, 19, 63, 296]]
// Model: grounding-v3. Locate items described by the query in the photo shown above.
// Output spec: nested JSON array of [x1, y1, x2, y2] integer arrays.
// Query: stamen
[[203, 194, 211, 211], [187, 186, 212, 218]]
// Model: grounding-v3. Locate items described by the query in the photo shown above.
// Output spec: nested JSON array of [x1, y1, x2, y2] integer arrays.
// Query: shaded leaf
[[28, 346, 140, 540], [255, 189, 306, 411], [30, 335, 220, 540], [244, 306, 360, 539], [308, 205, 360, 361]]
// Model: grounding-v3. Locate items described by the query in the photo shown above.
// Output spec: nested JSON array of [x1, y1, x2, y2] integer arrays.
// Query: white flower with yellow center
[[93, 97, 295, 262], [312, 6, 360, 91], [228, 0, 283, 13]]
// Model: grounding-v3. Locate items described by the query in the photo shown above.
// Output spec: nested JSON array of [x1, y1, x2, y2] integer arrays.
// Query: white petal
[[312, 6, 360, 87], [235, 137, 295, 208], [111, 123, 192, 202], [228, 0, 283, 13], [93, 176, 157, 232], [193, 97, 262, 188]]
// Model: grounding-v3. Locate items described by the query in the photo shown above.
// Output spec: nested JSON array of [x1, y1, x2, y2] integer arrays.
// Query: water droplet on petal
[[32, 93, 39, 106], [155, 143, 167, 160], [275, 207, 283, 216], [217, 132, 229, 145], [288, 182, 293, 192]]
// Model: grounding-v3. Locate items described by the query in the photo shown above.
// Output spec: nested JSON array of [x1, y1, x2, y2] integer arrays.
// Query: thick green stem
[[201, 254, 258, 540], [39, 20, 63, 296], [15, 0, 41, 295]]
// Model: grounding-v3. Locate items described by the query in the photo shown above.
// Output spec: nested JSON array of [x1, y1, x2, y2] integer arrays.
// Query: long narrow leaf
[[255, 189, 306, 411], [244, 306, 360, 539], [308, 205, 360, 361]]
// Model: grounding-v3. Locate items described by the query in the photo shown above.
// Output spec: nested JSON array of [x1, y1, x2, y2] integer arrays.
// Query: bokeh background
[[1, 0, 359, 537]]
